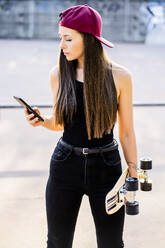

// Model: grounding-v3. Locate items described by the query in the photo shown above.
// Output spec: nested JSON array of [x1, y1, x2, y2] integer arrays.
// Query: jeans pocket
[[101, 149, 121, 167], [51, 142, 72, 162]]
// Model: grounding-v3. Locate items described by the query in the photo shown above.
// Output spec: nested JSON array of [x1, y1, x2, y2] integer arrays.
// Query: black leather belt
[[59, 138, 118, 155]]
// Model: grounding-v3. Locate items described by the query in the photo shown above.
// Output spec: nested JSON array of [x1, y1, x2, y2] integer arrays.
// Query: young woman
[[24, 4, 138, 248]]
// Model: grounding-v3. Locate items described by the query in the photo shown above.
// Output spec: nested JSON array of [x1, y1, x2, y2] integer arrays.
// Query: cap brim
[[95, 36, 114, 48]]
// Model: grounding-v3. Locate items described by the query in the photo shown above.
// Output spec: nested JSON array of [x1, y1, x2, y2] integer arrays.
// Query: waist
[[62, 127, 114, 148], [59, 137, 118, 156]]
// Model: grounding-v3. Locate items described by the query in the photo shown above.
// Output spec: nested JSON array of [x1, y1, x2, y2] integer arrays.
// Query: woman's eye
[[59, 37, 72, 42]]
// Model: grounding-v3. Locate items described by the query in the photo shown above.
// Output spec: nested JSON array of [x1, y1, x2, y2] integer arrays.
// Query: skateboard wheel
[[140, 157, 152, 170], [126, 201, 139, 215], [140, 181, 152, 191], [125, 177, 138, 191]]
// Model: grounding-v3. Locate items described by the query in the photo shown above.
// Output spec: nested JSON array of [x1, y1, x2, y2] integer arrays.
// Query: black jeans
[[46, 138, 125, 248]]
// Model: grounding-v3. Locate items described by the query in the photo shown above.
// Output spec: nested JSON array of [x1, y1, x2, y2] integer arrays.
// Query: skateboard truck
[[105, 157, 152, 216], [125, 177, 139, 215], [139, 157, 152, 191]]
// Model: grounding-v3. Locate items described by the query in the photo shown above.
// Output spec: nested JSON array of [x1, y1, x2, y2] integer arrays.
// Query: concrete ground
[[0, 39, 165, 248]]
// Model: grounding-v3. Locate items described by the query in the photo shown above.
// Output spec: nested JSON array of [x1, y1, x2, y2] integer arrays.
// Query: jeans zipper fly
[[84, 155, 87, 185]]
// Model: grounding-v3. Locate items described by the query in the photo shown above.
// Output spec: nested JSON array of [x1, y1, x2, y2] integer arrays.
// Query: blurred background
[[0, 0, 165, 247]]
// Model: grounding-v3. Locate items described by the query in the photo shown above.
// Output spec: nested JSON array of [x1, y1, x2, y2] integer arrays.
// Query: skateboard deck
[[105, 167, 129, 215], [105, 157, 152, 215]]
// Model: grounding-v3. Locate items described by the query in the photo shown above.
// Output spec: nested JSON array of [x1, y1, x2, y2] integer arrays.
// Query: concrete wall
[[0, 0, 163, 42]]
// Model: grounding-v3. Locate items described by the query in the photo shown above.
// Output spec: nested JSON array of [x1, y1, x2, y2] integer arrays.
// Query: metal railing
[[0, 104, 52, 109], [0, 102, 165, 110]]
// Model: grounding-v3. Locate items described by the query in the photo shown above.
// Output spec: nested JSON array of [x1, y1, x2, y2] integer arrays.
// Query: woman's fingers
[[28, 115, 42, 126], [33, 106, 40, 115], [29, 117, 40, 125], [26, 113, 35, 121], [24, 107, 29, 115], [24, 107, 42, 127]]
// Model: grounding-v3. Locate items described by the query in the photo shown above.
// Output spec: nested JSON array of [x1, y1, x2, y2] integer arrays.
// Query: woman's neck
[[76, 67, 84, 82], [77, 57, 84, 69]]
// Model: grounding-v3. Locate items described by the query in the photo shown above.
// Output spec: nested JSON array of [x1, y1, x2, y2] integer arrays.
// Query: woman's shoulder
[[49, 65, 59, 94], [49, 65, 59, 78], [111, 61, 132, 77], [111, 61, 132, 90]]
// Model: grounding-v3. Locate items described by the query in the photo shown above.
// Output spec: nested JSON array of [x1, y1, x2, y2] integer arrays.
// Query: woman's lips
[[64, 52, 69, 55]]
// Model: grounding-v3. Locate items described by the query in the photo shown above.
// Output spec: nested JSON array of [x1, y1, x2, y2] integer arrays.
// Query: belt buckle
[[83, 148, 88, 155]]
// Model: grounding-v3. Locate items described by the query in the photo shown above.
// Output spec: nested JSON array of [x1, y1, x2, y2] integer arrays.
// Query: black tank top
[[62, 76, 117, 148]]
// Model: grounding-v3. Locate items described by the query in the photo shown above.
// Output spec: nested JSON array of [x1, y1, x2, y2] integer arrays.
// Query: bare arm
[[41, 66, 64, 131], [117, 69, 138, 178], [25, 66, 64, 131]]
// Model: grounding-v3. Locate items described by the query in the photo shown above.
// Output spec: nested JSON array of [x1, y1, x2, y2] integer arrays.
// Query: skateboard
[[105, 157, 152, 215]]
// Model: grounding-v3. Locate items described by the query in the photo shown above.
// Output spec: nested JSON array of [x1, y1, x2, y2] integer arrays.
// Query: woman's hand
[[24, 107, 44, 127], [128, 165, 138, 178]]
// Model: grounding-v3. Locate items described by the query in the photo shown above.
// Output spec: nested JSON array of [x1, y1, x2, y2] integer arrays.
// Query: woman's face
[[58, 25, 84, 61]]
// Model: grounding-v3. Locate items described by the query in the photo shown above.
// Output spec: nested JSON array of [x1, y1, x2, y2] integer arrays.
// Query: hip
[[49, 137, 122, 191]]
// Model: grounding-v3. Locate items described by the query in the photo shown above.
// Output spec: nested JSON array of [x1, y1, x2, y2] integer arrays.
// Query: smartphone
[[13, 96, 44, 122]]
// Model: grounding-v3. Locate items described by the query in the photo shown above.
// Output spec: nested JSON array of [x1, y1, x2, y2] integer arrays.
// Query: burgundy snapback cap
[[59, 4, 114, 48]]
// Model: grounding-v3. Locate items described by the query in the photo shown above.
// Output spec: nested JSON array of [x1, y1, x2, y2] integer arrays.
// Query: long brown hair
[[54, 32, 118, 140]]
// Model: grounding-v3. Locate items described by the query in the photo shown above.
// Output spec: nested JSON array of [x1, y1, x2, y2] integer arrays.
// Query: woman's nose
[[60, 40, 67, 50]]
